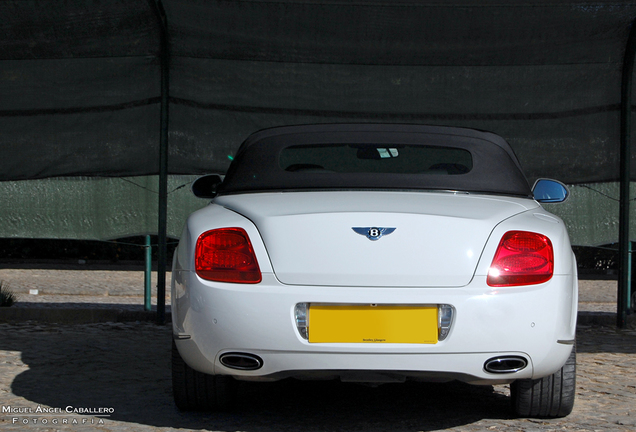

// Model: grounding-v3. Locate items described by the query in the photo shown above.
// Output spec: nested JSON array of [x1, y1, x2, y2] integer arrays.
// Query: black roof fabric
[[2, 1, 636, 183], [218, 124, 533, 197]]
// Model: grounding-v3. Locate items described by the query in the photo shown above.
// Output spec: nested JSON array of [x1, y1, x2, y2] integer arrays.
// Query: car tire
[[172, 339, 236, 411], [510, 345, 576, 418]]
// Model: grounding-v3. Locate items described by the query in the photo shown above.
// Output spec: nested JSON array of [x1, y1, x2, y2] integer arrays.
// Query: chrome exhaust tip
[[484, 356, 528, 374], [219, 353, 263, 371]]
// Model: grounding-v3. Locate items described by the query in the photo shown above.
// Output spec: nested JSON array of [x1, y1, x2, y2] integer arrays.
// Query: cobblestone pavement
[[0, 322, 634, 432], [0, 269, 172, 311], [0, 269, 635, 431]]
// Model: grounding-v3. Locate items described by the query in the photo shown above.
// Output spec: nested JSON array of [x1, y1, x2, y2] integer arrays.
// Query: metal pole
[[152, 0, 170, 325], [629, 242, 633, 311], [144, 235, 152, 311], [618, 20, 636, 328]]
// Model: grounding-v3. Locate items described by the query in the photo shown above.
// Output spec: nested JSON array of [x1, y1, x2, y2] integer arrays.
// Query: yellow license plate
[[308, 305, 438, 344]]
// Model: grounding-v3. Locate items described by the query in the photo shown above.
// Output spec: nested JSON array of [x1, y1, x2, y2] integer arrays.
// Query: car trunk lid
[[214, 191, 535, 287]]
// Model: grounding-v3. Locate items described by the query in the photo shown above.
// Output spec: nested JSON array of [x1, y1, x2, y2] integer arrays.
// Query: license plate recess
[[308, 304, 438, 344]]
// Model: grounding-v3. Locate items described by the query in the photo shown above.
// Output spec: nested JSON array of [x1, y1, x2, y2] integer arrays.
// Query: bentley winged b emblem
[[352, 227, 396, 241]]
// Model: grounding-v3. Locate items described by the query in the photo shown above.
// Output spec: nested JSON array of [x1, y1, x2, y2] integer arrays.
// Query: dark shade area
[[0, 238, 617, 277], [0, 237, 177, 267], [2, 1, 636, 184]]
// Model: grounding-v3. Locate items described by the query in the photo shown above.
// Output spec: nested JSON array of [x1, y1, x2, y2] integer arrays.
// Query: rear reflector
[[487, 231, 553, 287], [195, 228, 262, 283]]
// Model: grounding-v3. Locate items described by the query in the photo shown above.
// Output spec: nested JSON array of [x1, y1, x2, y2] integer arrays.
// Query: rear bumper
[[172, 271, 577, 384]]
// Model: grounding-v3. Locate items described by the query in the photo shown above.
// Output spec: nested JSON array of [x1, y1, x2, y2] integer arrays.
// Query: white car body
[[173, 191, 577, 382], [171, 124, 577, 417]]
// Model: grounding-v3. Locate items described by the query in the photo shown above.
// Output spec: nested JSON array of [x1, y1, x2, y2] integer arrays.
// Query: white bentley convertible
[[171, 124, 577, 418]]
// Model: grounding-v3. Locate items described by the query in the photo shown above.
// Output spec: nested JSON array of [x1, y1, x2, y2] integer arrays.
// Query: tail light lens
[[487, 231, 553, 287], [195, 228, 262, 283]]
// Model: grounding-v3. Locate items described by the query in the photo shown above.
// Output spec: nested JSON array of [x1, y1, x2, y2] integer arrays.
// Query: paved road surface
[[0, 321, 635, 431], [0, 269, 635, 431]]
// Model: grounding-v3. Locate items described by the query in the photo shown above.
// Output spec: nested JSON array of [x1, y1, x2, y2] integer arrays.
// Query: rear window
[[279, 144, 472, 175], [218, 124, 533, 197]]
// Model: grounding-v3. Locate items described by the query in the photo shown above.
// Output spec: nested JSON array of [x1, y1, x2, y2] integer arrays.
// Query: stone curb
[[1, 307, 633, 327], [0, 307, 171, 324], [578, 311, 636, 328]]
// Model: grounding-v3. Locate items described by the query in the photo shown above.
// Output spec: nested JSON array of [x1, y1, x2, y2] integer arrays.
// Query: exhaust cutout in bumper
[[484, 356, 528, 374], [219, 353, 263, 371]]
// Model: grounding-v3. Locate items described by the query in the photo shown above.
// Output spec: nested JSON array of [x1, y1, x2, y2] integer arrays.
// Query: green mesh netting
[[0, 176, 204, 240], [0, 176, 629, 246], [2, 1, 636, 244]]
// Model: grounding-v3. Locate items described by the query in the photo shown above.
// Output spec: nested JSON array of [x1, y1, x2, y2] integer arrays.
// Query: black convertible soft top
[[218, 124, 532, 198]]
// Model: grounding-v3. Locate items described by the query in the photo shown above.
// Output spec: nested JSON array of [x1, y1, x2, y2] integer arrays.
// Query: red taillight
[[487, 231, 554, 287], [195, 228, 262, 283]]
